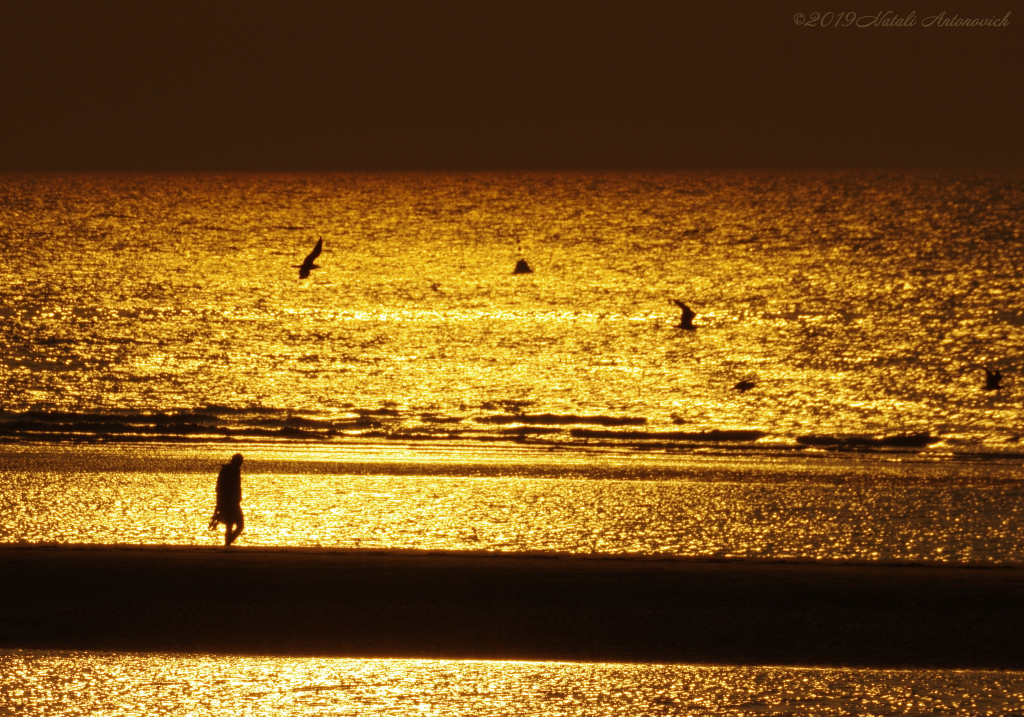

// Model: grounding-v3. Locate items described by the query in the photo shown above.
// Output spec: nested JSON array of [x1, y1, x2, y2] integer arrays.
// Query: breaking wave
[[1, 407, 1017, 461]]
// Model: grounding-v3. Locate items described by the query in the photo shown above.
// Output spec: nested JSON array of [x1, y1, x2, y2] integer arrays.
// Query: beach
[[3, 545, 1022, 670]]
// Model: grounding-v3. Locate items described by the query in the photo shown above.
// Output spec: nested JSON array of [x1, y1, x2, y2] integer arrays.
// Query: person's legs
[[225, 511, 244, 546]]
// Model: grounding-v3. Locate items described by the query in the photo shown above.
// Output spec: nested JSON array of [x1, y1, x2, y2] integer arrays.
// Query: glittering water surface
[[3, 651, 1024, 716], [3, 173, 1024, 713], [2, 171, 1023, 450], [3, 443, 1024, 563], [2, 172, 1024, 559]]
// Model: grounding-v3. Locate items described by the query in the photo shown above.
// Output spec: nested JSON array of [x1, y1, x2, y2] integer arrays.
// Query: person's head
[[230, 453, 244, 466]]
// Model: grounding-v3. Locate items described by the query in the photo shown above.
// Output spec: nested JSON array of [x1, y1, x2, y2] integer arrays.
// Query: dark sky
[[0, 0, 1020, 170]]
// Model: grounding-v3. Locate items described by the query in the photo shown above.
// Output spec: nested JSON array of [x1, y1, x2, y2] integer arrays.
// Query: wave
[[476, 413, 647, 426], [0, 408, 379, 443], [1, 408, 1018, 462], [570, 428, 767, 442], [796, 432, 939, 449]]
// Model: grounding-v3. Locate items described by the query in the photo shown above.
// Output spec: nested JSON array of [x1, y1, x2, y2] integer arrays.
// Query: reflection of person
[[208, 453, 245, 546]]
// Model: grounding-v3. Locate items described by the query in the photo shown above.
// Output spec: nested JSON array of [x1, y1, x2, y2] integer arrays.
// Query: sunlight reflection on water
[[2, 172, 1023, 448], [3, 444, 1023, 564], [3, 651, 1024, 716]]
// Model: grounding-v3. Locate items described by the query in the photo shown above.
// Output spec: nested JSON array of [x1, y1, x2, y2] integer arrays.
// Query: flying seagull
[[295, 237, 323, 279], [984, 368, 1003, 391], [672, 299, 696, 330]]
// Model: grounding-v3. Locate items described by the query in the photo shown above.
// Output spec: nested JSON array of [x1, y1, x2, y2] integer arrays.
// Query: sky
[[0, 0, 1020, 171]]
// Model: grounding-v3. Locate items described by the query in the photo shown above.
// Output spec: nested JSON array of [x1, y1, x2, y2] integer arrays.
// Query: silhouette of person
[[208, 453, 245, 545]]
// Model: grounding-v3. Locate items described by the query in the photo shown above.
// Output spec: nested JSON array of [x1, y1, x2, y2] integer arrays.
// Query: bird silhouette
[[734, 379, 755, 392], [984, 368, 1003, 391], [295, 237, 323, 279], [672, 299, 696, 330]]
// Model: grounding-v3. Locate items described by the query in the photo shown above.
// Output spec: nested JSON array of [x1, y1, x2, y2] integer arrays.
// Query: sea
[[2, 170, 1024, 714]]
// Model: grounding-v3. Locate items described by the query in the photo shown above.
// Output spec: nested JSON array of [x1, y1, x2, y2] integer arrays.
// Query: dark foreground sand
[[2, 545, 1023, 669]]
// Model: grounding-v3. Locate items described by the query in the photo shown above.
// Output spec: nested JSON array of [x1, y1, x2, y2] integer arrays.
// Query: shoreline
[[3, 434, 1024, 464], [7, 541, 1024, 569], [3, 545, 1023, 669]]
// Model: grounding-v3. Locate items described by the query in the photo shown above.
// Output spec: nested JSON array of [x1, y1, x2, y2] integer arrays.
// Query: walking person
[[209, 453, 245, 546]]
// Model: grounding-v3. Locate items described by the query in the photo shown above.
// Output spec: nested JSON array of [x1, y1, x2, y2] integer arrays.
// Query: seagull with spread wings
[[295, 237, 323, 279]]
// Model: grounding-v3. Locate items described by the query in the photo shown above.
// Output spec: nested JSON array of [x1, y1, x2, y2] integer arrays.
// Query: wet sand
[[2, 545, 1023, 669]]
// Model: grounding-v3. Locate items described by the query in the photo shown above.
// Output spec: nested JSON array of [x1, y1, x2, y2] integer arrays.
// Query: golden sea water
[[2, 171, 1023, 444], [3, 651, 1024, 716], [3, 172, 1024, 714], [2, 171, 1023, 561], [3, 443, 1024, 563]]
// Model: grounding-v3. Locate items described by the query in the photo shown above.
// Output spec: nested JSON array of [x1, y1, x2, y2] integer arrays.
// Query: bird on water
[[984, 368, 1003, 391], [672, 299, 696, 330], [295, 237, 323, 279], [734, 379, 756, 392]]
